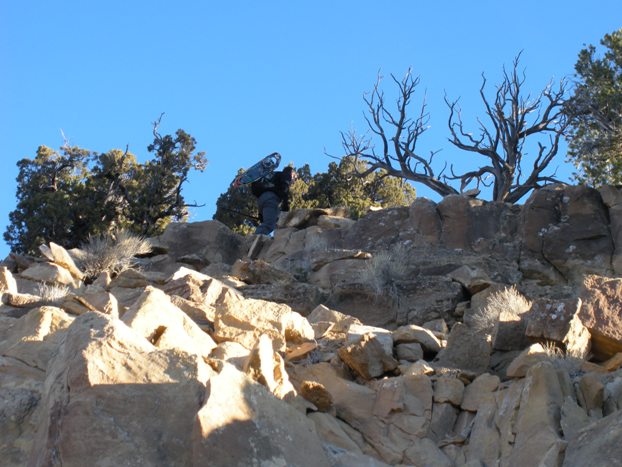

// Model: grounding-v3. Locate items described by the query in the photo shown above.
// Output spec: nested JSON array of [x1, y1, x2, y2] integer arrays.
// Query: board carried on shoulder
[[231, 152, 281, 188]]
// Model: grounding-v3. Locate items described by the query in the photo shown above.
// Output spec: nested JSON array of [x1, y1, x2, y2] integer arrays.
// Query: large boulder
[[153, 220, 246, 266], [39, 242, 84, 281], [398, 275, 466, 325], [213, 289, 313, 352], [563, 410, 622, 467], [193, 364, 330, 467], [435, 323, 491, 374], [0, 356, 45, 466], [343, 207, 410, 251], [237, 282, 327, 315], [338, 333, 398, 379], [579, 275, 622, 360], [0, 266, 17, 294], [521, 185, 614, 283], [506, 362, 572, 467], [525, 298, 591, 359], [19, 262, 80, 289], [121, 286, 217, 359], [392, 324, 442, 355], [401, 198, 442, 247], [293, 362, 434, 464], [243, 334, 296, 399], [599, 185, 622, 275], [29, 312, 213, 466], [0, 306, 73, 371], [436, 195, 521, 258]]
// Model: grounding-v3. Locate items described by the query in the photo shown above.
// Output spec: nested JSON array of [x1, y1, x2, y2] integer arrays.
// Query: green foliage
[[307, 157, 416, 218], [5, 145, 94, 253], [5, 125, 206, 254], [214, 169, 260, 235], [567, 28, 622, 185], [214, 157, 416, 232]]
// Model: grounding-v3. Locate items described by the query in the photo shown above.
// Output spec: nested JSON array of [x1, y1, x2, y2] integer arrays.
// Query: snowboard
[[231, 152, 281, 188]]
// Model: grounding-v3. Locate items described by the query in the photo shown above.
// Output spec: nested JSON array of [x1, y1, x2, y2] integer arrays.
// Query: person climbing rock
[[250, 165, 297, 235]]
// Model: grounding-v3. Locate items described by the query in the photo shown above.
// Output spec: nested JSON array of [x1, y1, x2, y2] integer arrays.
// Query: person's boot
[[247, 234, 269, 260]]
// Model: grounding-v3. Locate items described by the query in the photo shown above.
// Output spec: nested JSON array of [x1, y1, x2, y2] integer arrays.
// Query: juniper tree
[[566, 28, 622, 185], [5, 118, 206, 254]]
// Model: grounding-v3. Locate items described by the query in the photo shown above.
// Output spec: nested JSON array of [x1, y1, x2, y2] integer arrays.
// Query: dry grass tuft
[[363, 243, 410, 297], [470, 285, 531, 333], [76, 230, 152, 280], [540, 340, 584, 374], [36, 282, 70, 304]]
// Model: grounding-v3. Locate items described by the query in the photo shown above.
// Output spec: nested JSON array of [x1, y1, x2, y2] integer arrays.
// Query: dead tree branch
[[446, 54, 570, 203], [339, 71, 458, 197]]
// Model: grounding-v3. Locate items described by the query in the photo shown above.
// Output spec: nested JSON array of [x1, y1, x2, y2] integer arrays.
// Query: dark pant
[[255, 191, 280, 235]]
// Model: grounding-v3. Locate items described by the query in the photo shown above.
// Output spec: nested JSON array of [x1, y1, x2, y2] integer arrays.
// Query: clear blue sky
[[1, 1, 620, 258]]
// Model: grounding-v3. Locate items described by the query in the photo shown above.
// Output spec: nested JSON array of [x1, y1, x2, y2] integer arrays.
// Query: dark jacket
[[250, 170, 294, 211]]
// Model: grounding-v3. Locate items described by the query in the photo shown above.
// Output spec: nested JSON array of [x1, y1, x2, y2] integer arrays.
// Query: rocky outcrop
[[3, 184, 622, 465], [579, 275, 622, 360]]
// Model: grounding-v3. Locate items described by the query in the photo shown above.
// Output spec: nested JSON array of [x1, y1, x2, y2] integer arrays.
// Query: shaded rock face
[[579, 275, 622, 360], [521, 185, 614, 282], [437, 195, 521, 258], [153, 220, 246, 267]]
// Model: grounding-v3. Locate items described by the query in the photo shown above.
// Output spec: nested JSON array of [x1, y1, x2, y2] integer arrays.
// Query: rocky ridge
[[1, 183, 622, 466]]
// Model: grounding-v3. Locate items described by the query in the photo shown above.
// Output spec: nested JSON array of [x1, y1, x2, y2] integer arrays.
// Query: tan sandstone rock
[[461, 373, 500, 412], [579, 275, 622, 360], [39, 242, 84, 280], [300, 380, 333, 412], [213, 288, 312, 352], [244, 334, 296, 399], [122, 286, 216, 359], [61, 286, 119, 317], [506, 362, 572, 467], [292, 362, 432, 464], [20, 262, 80, 288], [193, 364, 330, 467], [449, 264, 493, 295], [435, 323, 491, 374], [434, 376, 464, 406], [2, 292, 43, 308], [0, 356, 45, 467], [525, 298, 591, 358], [577, 373, 605, 416], [307, 304, 362, 336], [563, 409, 622, 467], [0, 306, 73, 371], [30, 311, 213, 466], [506, 343, 550, 378], [208, 341, 250, 371], [338, 333, 398, 379], [308, 412, 362, 453], [0, 266, 17, 293], [392, 324, 442, 354], [396, 342, 424, 362]]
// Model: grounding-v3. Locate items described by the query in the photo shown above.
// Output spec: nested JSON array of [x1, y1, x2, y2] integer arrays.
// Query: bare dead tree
[[446, 54, 570, 203], [338, 71, 458, 197]]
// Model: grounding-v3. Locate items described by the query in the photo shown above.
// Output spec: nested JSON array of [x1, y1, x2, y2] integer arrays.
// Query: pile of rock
[[2, 183, 622, 465]]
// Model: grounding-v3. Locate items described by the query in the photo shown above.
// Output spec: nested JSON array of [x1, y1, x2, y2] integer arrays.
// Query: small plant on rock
[[541, 340, 584, 376], [470, 285, 531, 333], [363, 243, 410, 298], [75, 230, 151, 280], [36, 282, 70, 305]]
